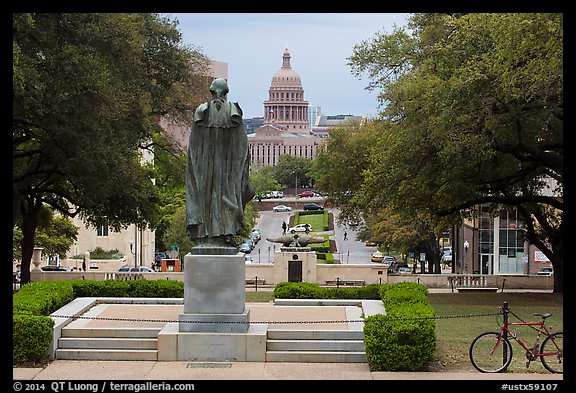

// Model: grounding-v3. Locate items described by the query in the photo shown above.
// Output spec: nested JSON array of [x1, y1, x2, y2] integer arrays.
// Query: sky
[[164, 13, 412, 119]]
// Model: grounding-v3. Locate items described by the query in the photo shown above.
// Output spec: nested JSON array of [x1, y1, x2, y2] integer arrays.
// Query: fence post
[[255, 276, 258, 292], [336, 277, 340, 288]]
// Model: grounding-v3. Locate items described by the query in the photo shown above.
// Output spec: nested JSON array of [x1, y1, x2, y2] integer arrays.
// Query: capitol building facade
[[248, 49, 322, 169]]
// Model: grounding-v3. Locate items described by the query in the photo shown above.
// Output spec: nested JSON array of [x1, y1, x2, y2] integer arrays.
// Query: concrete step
[[56, 326, 159, 361], [267, 339, 365, 352], [266, 350, 367, 363], [61, 327, 161, 338], [266, 329, 366, 363], [58, 337, 157, 350], [267, 329, 363, 340], [55, 348, 157, 361]]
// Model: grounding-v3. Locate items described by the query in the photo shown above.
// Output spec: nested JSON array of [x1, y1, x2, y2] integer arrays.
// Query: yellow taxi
[[365, 240, 378, 246], [371, 251, 384, 263]]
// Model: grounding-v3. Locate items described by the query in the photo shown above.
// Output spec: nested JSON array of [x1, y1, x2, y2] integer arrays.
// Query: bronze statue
[[185, 78, 255, 253], [266, 234, 326, 248]]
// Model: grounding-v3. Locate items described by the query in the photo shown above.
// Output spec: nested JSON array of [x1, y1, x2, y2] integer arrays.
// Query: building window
[[497, 208, 526, 274], [97, 220, 109, 237]]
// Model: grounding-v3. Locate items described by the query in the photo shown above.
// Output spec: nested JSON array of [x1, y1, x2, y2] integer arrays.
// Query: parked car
[[383, 255, 396, 266], [266, 190, 284, 198], [251, 228, 261, 242], [536, 267, 553, 276], [273, 205, 292, 212], [303, 203, 323, 211], [239, 241, 253, 253], [118, 266, 153, 272], [397, 266, 413, 274], [41, 265, 72, 272], [441, 247, 452, 265], [371, 251, 384, 263], [287, 223, 311, 234], [298, 191, 315, 198]]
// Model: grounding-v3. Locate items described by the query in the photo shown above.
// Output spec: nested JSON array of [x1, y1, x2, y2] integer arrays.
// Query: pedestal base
[[158, 323, 267, 362], [179, 307, 250, 333]]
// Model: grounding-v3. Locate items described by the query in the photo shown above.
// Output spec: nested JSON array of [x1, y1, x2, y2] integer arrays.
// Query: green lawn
[[296, 212, 326, 232], [429, 292, 563, 373]]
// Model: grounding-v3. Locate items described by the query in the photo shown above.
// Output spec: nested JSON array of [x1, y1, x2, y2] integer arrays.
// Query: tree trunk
[[18, 197, 42, 285]]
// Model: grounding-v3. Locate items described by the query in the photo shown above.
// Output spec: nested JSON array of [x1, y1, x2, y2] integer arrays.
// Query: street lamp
[[294, 171, 298, 200], [129, 239, 136, 269]]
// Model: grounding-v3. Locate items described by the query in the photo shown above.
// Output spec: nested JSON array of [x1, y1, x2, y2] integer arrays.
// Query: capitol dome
[[263, 49, 309, 133], [271, 49, 302, 88]]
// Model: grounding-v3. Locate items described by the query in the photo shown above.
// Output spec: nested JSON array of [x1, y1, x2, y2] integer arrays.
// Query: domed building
[[264, 49, 309, 132], [248, 49, 321, 168]]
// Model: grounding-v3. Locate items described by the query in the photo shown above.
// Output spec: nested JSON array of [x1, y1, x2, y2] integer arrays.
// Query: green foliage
[[250, 166, 282, 197], [89, 246, 123, 259], [13, 314, 54, 364], [71, 280, 184, 298], [364, 282, 436, 371], [13, 281, 75, 316], [12, 281, 74, 364], [295, 210, 329, 231], [13, 12, 211, 284], [271, 154, 315, 188], [273, 282, 382, 300], [12, 279, 184, 364], [347, 13, 563, 271]]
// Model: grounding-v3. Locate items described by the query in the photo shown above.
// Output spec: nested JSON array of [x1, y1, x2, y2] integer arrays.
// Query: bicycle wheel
[[470, 332, 513, 373], [540, 332, 563, 373]]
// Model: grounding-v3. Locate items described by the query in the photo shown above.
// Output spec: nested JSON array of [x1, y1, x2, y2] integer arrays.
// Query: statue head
[[209, 78, 229, 100]]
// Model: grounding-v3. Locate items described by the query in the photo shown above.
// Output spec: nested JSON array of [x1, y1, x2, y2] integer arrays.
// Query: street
[[249, 207, 377, 265]]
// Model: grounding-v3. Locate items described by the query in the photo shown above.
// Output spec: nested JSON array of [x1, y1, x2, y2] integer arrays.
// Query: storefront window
[[498, 209, 526, 274]]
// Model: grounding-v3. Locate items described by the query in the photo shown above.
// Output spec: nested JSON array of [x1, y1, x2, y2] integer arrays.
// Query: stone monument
[[161, 78, 265, 361]]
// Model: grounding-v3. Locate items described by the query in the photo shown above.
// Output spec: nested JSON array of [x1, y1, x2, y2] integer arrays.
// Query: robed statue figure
[[185, 78, 255, 253]]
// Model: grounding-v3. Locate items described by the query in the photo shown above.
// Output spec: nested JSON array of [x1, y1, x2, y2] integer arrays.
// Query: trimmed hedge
[[71, 279, 184, 298], [273, 281, 382, 300], [364, 282, 436, 371], [13, 279, 185, 364], [13, 314, 54, 364], [272, 281, 436, 371]]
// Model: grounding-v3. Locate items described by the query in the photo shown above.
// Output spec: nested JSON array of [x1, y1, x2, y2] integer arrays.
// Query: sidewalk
[[13, 360, 564, 381]]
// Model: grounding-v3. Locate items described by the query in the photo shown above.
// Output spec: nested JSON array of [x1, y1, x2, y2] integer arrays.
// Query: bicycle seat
[[534, 312, 552, 319]]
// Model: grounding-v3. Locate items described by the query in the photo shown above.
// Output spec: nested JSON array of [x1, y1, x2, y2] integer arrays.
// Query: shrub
[[13, 314, 54, 364], [13, 281, 75, 316], [364, 282, 436, 371], [273, 282, 382, 300], [71, 279, 184, 298], [13, 279, 184, 365], [273, 282, 327, 299]]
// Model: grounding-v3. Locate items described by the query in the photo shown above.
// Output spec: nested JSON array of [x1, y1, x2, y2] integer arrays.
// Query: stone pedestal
[[179, 252, 249, 333], [166, 252, 262, 361]]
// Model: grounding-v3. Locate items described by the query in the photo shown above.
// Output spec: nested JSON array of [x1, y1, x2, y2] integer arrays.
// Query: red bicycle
[[469, 302, 563, 373]]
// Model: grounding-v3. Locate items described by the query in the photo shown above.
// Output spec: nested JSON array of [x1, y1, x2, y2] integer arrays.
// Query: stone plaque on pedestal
[[179, 252, 249, 333]]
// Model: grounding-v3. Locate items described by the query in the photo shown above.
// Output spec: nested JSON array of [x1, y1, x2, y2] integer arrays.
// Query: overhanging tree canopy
[[347, 13, 563, 291]]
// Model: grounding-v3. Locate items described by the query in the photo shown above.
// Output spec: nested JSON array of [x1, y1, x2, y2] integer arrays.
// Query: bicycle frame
[[470, 302, 563, 373], [496, 320, 561, 360]]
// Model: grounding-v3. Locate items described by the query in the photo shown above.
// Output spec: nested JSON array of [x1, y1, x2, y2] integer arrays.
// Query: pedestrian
[[282, 221, 287, 235], [82, 257, 86, 272], [343, 229, 348, 240]]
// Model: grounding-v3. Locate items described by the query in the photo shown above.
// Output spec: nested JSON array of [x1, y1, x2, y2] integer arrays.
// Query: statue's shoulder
[[231, 102, 243, 116], [194, 102, 210, 122]]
